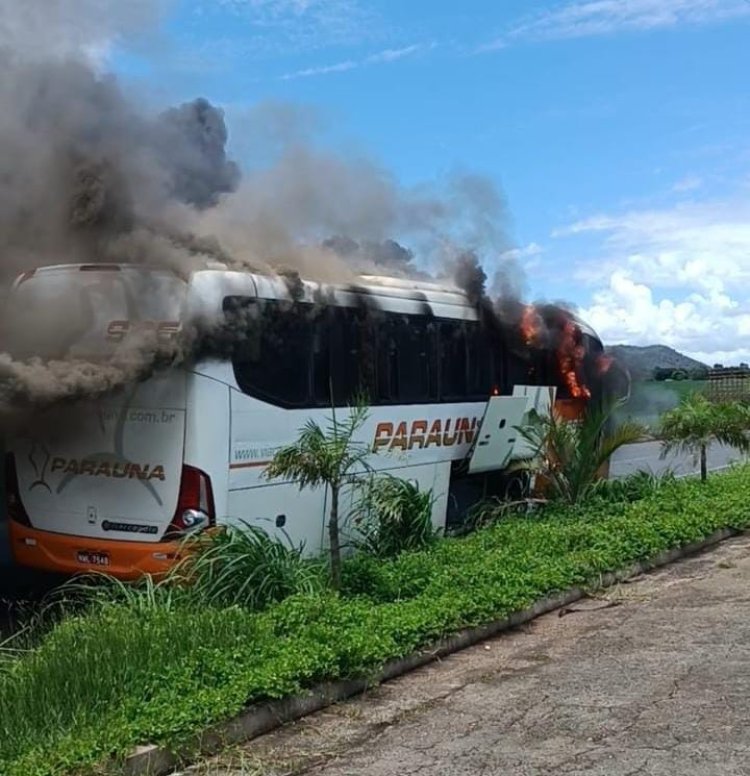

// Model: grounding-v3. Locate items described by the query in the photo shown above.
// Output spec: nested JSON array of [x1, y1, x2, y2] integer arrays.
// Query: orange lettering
[[442, 418, 457, 446], [426, 420, 442, 447], [157, 321, 181, 342], [373, 422, 394, 452], [408, 420, 428, 449], [106, 320, 129, 342], [456, 418, 471, 445], [389, 422, 408, 451]]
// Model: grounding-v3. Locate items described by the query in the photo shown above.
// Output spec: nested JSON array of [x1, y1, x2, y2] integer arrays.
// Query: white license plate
[[77, 550, 111, 567]]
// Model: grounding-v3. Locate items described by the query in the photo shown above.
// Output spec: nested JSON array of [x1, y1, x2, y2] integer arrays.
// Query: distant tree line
[[652, 363, 750, 381], [652, 367, 709, 381]]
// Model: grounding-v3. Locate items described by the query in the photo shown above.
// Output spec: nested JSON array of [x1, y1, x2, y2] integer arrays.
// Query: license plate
[[77, 550, 110, 567]]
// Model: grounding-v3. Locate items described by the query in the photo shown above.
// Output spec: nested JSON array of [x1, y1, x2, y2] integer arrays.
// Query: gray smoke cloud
[[0, 0, 167, 61], [0, 57, 241, 280], [0, 3, 535, 415]]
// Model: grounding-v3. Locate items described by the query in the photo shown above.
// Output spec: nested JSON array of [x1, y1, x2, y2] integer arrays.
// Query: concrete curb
[[121, 526, 740, 776]]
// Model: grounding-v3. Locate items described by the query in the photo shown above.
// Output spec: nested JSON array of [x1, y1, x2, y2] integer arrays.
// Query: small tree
[[264, 404, 370, 588], [516, 400, 644, 505], [659, 393, 750, 481]]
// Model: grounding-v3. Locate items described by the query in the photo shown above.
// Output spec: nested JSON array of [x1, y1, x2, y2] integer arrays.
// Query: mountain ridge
[[604, 344, 708, 381]]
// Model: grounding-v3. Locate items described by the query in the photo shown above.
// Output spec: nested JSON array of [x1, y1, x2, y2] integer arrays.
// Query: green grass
[[3, 467, 750, 775]]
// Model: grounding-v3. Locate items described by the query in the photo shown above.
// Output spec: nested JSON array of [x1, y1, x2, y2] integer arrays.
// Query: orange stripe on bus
[[229, 460, 270, 469]]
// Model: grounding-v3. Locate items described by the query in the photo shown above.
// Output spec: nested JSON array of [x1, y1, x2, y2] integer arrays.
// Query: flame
[[521, 305, 542, 346], [558, 319, 591, 400]]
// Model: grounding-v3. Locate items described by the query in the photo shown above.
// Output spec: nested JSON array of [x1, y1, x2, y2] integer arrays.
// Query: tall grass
[[354, 476, 439, 558], [589, 469, 678, 503], [175, 522, 326, 610], [0, 601, 269, 774], [0, 523, 326, 773]]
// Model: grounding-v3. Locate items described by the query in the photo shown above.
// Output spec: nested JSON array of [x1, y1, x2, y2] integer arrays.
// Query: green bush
[[353, 476, 439, 558], [3, 467, 750, 775], [588, 469, 678, 504], [173, 522, 326, 610]]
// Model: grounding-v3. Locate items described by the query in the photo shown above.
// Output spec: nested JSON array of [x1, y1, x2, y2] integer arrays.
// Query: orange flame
[[558, 319, 591, 400], [521, 305, 542, 346]]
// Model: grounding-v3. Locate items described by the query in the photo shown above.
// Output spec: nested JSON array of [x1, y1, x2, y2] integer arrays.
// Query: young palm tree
[[659, 393, 750, 481], [264, 404, 371, 588], [516, 399, 644, 505]]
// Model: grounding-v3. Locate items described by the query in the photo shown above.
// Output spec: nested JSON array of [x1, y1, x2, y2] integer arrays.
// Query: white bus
[[4, 263, 612, 579]]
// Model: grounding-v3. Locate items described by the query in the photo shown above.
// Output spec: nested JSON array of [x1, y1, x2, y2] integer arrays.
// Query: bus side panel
[[228, 390, 327, 553], [227, 483, 326, 553], [184, 372, 232, 521], [336, 460, 451, 550]]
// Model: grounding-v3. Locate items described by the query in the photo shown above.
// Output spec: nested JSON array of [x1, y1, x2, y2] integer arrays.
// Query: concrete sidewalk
[[184, 534, 750, 776]]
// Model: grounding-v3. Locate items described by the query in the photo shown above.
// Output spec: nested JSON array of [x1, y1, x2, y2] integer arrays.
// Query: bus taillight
[[5, 454, 32, 527], [163, 465, 215, 541]]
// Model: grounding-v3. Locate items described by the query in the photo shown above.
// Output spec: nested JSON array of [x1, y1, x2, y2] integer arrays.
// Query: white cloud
[[280, 42, 428, 79], [366, 43, 426, 64], [672, 174, 703, 192], [501, 242, 544, 262], [280, 59, 357, 79], [564, 198, 750, 363], [479, 0, 750, 50]]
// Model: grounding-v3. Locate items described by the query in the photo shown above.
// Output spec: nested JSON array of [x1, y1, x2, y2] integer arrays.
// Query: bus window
[[311, 307, 378, 406], [467, 323, 493, 398], [329, 307, 363, 404], [228, 298, 313, 407], [440, 321, 468, 399], [397, 316, 438, 403], [377, 316, 399, 403], [312, 308, 332, 404]]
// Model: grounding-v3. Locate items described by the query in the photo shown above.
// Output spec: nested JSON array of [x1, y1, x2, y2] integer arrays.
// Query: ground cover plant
[[3, 466, 750, 776]]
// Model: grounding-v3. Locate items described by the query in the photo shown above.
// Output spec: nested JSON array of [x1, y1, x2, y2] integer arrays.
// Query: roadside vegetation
[[659, 393, 750, 481], [2, 402, 750, 776], [515, 400, 644, 504], [264, 403, 371, 589]]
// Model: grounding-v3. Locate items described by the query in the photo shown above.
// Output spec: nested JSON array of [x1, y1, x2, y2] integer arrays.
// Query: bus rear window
[[4, 269, 186, 360]]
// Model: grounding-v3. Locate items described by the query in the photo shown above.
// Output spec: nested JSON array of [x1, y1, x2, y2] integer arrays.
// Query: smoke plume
[[0, 1, 553, 415]]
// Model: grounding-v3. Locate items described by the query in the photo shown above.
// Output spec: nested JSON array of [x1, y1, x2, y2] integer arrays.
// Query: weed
[[353, 476, 439, 558]]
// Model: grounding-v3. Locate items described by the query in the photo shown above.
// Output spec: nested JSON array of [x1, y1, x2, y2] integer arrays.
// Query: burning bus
[[4, 263, 625, 579]]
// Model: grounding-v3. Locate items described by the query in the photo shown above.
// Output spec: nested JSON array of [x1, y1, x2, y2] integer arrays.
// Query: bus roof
[[13, 262, 601, 342]]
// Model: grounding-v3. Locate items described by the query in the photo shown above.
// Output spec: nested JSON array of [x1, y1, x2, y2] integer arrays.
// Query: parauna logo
[[373, 417, 480, 452], [50, 458, 165, 481]]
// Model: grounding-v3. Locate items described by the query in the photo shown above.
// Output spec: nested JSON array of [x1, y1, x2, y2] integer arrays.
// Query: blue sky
[[109, 0, 750, 362]]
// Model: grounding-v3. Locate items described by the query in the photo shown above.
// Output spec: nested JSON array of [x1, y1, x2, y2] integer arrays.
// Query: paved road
[[610, 440, 744, 479], [186, 535, 750, 776]]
